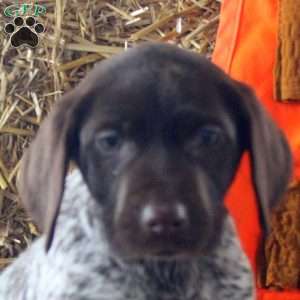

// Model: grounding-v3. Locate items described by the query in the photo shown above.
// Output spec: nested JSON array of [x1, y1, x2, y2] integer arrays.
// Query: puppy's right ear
[[18, 91, 81, 251]]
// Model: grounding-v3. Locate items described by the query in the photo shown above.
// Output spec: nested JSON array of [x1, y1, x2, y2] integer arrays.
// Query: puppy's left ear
[[235, 81, 292, 234]]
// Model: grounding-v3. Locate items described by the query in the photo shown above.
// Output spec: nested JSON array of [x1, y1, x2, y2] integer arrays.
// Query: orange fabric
[[258, 290, 300, 300], [212, 0, 300, 299]]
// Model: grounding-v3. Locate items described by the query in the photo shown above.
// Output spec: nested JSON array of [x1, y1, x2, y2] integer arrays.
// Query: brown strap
[[264, 183, 300, 289], [275, 0, 300, 101]]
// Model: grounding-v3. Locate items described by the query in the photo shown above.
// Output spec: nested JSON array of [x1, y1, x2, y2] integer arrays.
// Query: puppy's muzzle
[[111, 173, 210, 259]]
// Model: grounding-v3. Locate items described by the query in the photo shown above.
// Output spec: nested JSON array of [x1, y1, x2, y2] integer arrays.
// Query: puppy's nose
[[140, 203, 188, 235]]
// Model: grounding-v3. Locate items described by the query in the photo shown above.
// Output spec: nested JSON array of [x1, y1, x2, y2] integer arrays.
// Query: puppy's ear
[[18, 91, 81, 251], [235, 82, 292, 234]]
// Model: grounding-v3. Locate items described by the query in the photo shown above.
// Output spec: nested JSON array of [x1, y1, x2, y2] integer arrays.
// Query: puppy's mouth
[[145, 238, 203, 260], [118, 247, 203, 261], [152, 250, 193, 260], [156, 250, 177, 256], [111, 234, 206, 261]]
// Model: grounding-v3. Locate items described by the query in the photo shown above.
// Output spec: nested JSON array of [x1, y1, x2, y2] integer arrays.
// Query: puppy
[[0, 43, 292, 300]]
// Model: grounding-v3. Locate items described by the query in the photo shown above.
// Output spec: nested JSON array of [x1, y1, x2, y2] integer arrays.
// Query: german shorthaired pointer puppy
[[0, 43, 292, 300]]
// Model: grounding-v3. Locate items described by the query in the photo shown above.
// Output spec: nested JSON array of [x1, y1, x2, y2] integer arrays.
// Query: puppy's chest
[[129, 262, 200, 300], [39, 256, 202, 300], [89, 260, 202, 300]]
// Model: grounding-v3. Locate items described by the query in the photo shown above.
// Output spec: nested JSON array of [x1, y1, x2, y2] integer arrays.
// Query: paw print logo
[[4, 16, 45, 48]]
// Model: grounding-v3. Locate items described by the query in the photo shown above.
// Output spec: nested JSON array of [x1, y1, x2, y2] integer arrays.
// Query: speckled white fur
[[0, 170, 255, 300]]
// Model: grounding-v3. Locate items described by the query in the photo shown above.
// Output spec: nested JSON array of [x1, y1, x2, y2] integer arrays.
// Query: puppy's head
[[18, 43, 292, 259]]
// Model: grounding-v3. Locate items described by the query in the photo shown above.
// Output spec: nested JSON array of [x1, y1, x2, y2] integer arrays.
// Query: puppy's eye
[[185, 125, 222, 156], [196, 126, 221, 146], [95, 130, 122, 154]]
